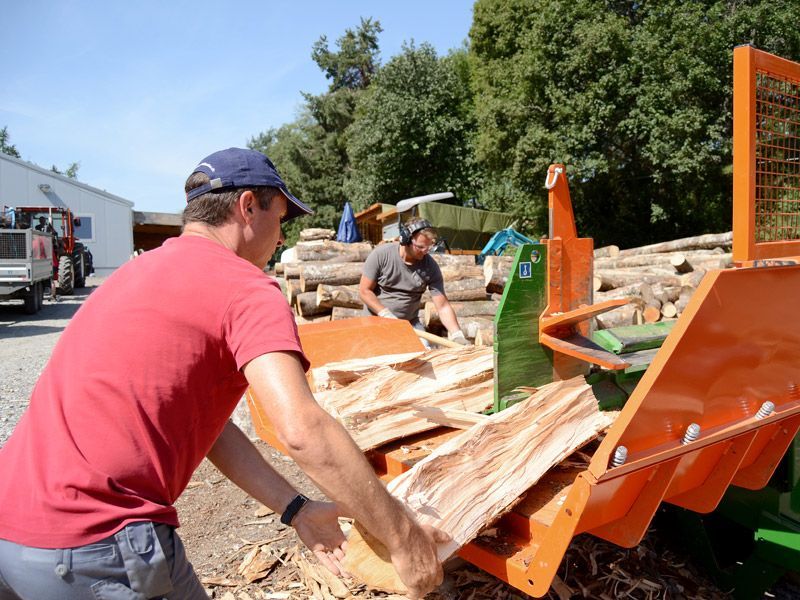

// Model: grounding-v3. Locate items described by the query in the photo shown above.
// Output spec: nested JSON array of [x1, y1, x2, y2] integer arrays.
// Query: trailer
[[0, 217, 52, 314]]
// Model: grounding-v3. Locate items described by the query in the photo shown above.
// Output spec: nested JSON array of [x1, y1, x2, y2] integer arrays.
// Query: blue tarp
[[336, 201, 362, 243]]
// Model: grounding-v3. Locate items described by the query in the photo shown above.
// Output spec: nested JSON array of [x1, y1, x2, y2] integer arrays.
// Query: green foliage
[[51, 162, 80, 179], [345, 43, 482, 209], [0, 126, 21, 158], [470, 0, 800, 246], [312, 17, 383, 91]]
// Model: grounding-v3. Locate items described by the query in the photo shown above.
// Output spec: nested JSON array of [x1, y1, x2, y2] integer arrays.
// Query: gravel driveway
[[0, 278, 104, 445]]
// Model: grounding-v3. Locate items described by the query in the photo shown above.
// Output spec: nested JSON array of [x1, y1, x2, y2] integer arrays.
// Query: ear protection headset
[[399, 219, 433, 246]]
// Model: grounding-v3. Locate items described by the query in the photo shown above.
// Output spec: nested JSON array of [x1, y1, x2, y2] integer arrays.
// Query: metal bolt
[[681, 423, 701, 445], [755, 401, 775, 420], [611, 446, 628, 467]]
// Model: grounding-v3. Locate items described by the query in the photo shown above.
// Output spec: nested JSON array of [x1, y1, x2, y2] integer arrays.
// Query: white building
[[0, 153, 134, 276]]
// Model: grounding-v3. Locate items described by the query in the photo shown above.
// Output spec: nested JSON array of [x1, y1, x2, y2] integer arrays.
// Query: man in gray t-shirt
[[359, 219, 470, 346]]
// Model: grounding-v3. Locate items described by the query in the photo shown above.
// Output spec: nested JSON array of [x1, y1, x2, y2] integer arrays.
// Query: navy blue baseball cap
[[186, 148, 313, 222]]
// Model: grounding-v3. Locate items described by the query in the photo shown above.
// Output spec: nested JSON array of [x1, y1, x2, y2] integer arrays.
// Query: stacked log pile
[[274, 229, 499, 344], [274, 228, 733, 339]]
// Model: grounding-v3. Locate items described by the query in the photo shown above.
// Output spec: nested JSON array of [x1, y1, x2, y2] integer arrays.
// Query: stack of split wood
[[273, 228, 499, 344]]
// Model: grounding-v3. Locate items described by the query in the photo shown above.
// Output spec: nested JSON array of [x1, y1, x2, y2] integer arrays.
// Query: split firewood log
[[295, 240, 373, 262], [616, 232, 732, 257], [343, 376, 619, 593], [299, 228, 336, 241], [314, 346, 494, 451], [424, 300, 499, 329]]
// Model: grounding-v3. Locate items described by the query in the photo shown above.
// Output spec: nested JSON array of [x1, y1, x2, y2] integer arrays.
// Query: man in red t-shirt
[[0, 148, 446, 600]]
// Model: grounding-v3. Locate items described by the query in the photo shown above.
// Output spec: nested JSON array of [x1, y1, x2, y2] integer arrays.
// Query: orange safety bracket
[[539, 164, 630, 377]]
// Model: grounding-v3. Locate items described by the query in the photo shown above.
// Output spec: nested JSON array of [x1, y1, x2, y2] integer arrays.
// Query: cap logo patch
[[209, 178, 223, 189]]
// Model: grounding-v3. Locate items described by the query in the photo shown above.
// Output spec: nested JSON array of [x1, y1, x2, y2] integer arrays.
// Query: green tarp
[[416, 203, 515, 251]]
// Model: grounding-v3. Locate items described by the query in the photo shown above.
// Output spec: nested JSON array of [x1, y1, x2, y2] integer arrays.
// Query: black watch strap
[[280, 494, 309, 526]]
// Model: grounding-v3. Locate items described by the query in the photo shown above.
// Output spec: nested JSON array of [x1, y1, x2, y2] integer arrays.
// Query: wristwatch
[[280, 493, 309, 526]]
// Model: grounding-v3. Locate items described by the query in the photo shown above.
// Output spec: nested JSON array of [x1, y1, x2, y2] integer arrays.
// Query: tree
[[345, 43, 481, 208], [250, 18, 383, 248], [469, 0, 800, 246], [50, 162, 80, 179], [0, 126, 21, 158]]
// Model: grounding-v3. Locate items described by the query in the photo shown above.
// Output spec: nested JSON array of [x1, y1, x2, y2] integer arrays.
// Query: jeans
[[0, 522, 208, 599]]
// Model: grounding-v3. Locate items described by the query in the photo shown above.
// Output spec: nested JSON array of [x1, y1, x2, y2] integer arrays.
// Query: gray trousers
[[0, 522, 208, 599]]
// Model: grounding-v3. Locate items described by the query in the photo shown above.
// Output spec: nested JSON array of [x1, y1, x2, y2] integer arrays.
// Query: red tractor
[[12, 206, 94, 295]]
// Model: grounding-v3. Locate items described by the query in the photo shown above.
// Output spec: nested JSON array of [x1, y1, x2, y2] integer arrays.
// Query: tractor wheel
[[74, 253, 86, 288], [57, 255, 74, 296]]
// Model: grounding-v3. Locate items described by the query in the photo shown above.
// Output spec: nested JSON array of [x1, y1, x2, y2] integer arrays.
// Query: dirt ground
[[175, 439, 742, 600]]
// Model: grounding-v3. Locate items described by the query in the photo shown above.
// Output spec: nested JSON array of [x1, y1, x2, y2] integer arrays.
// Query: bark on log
[[595, 300, 644, 329], [331, 306, 364, 321], [294, 313, 332, 325], [314, 347, 494, 451], [424, 300, 499, 329], [439, 265, 484, 281], [285, 280, 302, 307], [295, 291, 329, 318], [616, 231, 732, 257], [343, 376, 619, 592], [299, 263, 365, 292], [431, 254, 479, 267], [421, 278, 488, 303], [295, 240, 373, 263], [594, 245, 620, 258], [594, 249, 725, 270], [316, 284, 363, 310], [299, 228, 336, 241], [593, 270, 682, 292]]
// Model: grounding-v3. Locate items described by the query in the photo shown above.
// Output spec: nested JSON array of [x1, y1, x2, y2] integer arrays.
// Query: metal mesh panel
[[0, 231, 29, 259], [754, 70, 800, 242]]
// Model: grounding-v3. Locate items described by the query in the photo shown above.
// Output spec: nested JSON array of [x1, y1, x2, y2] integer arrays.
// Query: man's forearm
[[359, 286, 384, 315], [207, 420, 297, 514], [437, 300, 461, 333]]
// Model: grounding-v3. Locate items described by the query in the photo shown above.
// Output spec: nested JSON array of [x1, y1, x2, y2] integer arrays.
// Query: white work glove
[[378, 308, 398, 319], [447, 329, 471, 346]]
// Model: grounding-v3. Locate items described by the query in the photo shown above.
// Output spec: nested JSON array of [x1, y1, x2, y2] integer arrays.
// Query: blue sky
[[2, 1, 474, 214]]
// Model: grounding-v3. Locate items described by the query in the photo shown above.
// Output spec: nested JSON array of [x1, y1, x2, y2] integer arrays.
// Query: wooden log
[[675, 286, 695, 314], [660, 301, 678, 319], [342, 376, 619, 592], [638, 284, 662, 323], [474, 327, 493, 346], [331, 306, 363, 321], [594, 249, 725, 270], [285, 279, 302, 307], [593, 270, 682, 292], [595, 300, 644, 329], [274, 262, 284, 275], [421, 278, 488, 303], [316, 284, 363, 310], [616, 231, 732, 257], [299, 263, 365, 292], [295, 291, 330, 318], [439, 265, 484, 281], [295, 240, 373, 263], [431, 254, 478, 267], [283, 263, 303, 279], [680, 269, 707, 289], [424, 300, 499, 329], [483, 255, 515, 294], [314, 347, 494, 451], [299, 228, 336, 241], [593, 244, 620, 258], [458, 316, 494, 341]]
